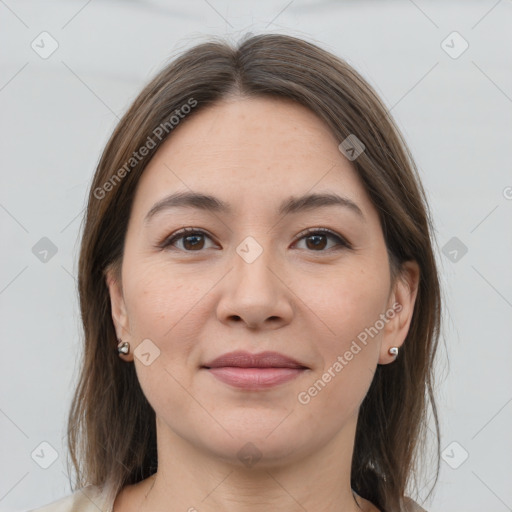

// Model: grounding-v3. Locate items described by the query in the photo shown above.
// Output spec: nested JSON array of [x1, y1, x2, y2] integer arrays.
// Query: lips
[[201, 351, 308, 389], [202, 350, 308, 370]]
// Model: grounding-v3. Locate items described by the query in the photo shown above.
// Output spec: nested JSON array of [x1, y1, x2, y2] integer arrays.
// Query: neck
[[136, 414, 369, 512]]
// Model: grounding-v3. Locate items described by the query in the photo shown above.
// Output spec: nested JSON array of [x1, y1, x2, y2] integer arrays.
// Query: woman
[[31, 32, 441, 512]]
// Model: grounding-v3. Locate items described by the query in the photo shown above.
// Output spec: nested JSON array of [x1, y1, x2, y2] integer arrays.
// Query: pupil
[[308, 234, 326, 250], [185, 235, 203, 249], [181, 234, 328, 251]]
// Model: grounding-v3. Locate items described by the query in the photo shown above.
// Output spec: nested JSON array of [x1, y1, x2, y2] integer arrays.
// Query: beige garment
[[28, 485, 113, 512], [404, 496, 428, 512], [354, 490, 428, 512]]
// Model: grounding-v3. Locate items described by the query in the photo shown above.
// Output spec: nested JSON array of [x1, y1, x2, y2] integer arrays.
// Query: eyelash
[[158, 227, 352, 253]]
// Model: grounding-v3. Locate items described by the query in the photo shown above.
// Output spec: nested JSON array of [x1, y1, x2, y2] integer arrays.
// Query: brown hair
[[68, 32, 442, 511]]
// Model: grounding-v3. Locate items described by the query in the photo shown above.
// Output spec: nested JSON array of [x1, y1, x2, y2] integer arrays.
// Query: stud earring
[[388, 347, 398, 357], [117, 339, 130, 355]]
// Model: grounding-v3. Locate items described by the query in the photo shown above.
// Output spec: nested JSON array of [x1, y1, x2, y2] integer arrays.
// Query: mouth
[[203, 366, 307, 389], [201, 350, 309, 390]]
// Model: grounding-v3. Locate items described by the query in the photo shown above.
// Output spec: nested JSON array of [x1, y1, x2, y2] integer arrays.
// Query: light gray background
[[1, 1, 511, 511]]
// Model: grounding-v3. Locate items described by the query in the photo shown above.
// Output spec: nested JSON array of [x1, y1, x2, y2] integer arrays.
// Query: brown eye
[[294, 228, 351, 252], [159, 227, 351, 253], [161, 228, 216, 251], [305, 233, 328, 250]]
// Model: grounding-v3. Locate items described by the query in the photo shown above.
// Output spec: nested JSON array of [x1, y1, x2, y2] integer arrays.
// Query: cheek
[[299, 264, 387, 405], [124, 262, 204, 416], [124, 260, 208, 338], [121, 263, 206, 413], [309, 263, 389, 347]]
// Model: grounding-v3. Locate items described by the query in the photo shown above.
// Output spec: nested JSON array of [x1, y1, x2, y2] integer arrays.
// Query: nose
[[216, 241, 294, 330]]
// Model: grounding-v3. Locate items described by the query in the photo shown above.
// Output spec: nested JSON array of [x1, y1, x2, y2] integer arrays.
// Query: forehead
[[156, 96, 341, 167], [130, 96, 376, 223]]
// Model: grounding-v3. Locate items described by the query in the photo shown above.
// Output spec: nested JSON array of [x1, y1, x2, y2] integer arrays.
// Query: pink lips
[[202, 350, 308, 389]]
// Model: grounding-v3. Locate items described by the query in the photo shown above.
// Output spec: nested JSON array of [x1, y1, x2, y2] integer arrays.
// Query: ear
[[379, 260, 420, 365], [105, 264, 133, 362]]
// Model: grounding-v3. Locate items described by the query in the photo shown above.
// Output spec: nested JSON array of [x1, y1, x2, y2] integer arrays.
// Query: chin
[[206, 436, 309, 470], [187, 420, 312, 468]]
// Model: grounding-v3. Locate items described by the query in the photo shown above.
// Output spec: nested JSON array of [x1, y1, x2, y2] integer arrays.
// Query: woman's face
[[106, 96, 418, 467]]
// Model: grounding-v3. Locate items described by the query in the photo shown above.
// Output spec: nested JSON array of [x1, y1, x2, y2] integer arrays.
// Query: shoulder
[[28, 484, 112, 512]]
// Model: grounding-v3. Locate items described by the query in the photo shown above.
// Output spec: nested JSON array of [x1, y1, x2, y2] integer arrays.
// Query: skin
[[106, 95, 420, 512]]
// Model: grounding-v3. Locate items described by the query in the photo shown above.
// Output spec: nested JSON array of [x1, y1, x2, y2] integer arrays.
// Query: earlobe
[[379, 260, 420, 364], [104, 266, 131, 357]]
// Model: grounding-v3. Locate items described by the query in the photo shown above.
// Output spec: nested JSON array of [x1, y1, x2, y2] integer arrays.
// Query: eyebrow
[[144, 191, 365, 223]]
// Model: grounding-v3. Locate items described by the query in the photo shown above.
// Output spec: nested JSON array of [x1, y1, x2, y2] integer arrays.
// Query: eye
[[159, 227, 351, 253], [159, 228, 217, 251], [292, 228, 351, 252]]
